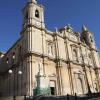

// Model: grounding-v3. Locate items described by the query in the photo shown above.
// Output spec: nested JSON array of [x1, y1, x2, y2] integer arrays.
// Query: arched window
[[90, 36, 93, 42], [73, 49, 78, 62], [47, 41, 54, 56], [35, 9, 39, 18], [25, 11, 28, 19], [12, 52, 15, 60], [18, 46, 22, 60], [88, 53, 92, 65], [6, 58, 9, 64], [12, 52, 16, 64]]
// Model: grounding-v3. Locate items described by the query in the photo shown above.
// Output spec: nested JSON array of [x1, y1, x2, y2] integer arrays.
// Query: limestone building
[[0, 0, 100, 96]]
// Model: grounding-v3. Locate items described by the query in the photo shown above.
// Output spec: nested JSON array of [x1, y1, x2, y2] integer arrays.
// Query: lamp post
[[18, 70, 23, 95], [8, 69, 22, 100], [8, 69, 13, 96]]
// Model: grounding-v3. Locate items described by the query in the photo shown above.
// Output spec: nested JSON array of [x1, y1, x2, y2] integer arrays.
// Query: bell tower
[[20, 0, 46, 96], [20, 0, 46, 53], [22, 0, 45, 31], [29, 0, 37, 3], [81, 25, 96, 49]]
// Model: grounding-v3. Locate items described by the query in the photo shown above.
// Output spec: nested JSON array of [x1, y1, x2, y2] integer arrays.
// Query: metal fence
[[32, 93, 100, 100], [32, 94, 79, 100]]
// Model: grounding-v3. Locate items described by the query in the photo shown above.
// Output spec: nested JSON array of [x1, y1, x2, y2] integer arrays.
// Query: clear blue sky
[[0, 0, 100, 52]]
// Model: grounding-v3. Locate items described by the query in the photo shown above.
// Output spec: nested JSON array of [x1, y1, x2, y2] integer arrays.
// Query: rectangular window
[[71, 46, 79, 63], [47, 41, 54, 56]]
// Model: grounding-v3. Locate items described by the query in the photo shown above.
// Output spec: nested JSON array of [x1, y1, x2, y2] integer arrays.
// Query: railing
[[32, 93, 100, 100], [0, 93, 100, 100]]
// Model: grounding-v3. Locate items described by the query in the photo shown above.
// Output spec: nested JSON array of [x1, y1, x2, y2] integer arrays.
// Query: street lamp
[[8, 69, 22, 100], [8, 69, 13, 96], [18, 71, 22, 75], [8, 70, 13, 74]]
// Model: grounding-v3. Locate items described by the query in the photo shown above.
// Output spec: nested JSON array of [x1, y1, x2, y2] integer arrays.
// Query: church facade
[[0, 0, 100, 96]]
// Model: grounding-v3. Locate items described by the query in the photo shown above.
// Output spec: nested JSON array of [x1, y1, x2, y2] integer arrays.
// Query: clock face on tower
[[35, 21, 41, 27]]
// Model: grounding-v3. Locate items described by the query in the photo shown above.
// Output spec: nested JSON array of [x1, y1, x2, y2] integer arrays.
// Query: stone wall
[[0, 96, 24, 100]]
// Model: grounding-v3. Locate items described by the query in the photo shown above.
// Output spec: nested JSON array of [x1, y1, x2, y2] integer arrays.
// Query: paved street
[[88, 97, 100, 100]]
